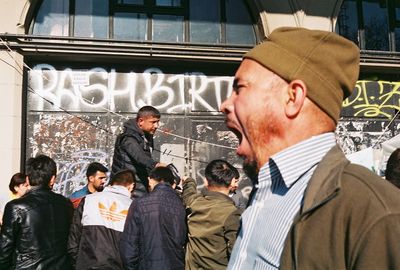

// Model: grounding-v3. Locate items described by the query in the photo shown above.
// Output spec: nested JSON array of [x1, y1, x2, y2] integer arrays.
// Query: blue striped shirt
[[228, 132, 336, 270]]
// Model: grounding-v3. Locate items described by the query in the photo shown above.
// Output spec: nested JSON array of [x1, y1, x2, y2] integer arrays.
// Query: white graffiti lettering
[[29, 64, 234, 113]]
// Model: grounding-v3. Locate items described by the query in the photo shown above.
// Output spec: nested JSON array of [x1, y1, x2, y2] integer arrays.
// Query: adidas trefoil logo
[[98, 201, 128, 222]]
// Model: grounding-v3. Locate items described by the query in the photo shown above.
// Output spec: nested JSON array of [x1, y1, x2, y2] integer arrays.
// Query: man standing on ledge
[[111, 105, 165, 198], [220, 27, 400, 269]]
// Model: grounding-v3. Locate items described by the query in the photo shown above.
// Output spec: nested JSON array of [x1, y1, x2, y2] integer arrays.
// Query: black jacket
[[120, 183, 187, 270], [0, 186, 74, 270], [68, 186, 133, 270], [111, 119, 158, 198]]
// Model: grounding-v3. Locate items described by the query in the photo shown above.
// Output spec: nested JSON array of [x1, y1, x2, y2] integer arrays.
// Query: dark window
[[395, 1, 400, 50], [156, 0, 181, 7], [336, 0, 359, 46], [363, 0, 389, 50], [190, 0, 221, 43], [337, 0, 400, 51], [225, 0, 256, 45]]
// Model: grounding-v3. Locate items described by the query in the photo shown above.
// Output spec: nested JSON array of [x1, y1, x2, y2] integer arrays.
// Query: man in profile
[[0, 155, 73, 269], [220, 27, 400, 269], [111, 105, 165, 198], [68, 169, 135, 270], [69, 162, 108, 208]]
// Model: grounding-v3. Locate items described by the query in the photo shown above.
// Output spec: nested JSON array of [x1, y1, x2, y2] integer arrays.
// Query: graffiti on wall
[[29, 64, 233, 114], [27, 64, 400, 198], [342, 80, 400, 118]]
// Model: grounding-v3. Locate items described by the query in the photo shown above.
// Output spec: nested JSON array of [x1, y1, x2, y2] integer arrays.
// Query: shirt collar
[[259, 132, 336, 188]]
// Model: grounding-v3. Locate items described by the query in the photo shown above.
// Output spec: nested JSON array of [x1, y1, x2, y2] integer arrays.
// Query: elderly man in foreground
[[221, 27, 400, 269]]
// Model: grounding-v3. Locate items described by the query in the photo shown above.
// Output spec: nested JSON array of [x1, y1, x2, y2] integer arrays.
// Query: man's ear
[[128, 183, 135, 193], [88, 175, 94, 183], [203, 178, 209, 188], [148, 177, 155, 188], [229, 177, 236, 187], [285, 79, 307, 119], [49, 175, 56, 188], [137, 117, 144, 127]]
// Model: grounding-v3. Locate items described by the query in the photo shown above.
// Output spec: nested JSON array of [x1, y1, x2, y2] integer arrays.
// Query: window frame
[[28, 0, 259, 46]]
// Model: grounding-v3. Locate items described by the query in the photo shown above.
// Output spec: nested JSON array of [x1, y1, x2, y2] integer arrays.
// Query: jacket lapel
[[301, 145, 350, 215]]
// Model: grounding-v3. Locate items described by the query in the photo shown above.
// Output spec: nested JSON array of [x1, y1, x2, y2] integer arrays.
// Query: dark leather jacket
[[0, 185, 74, 269], [111, 119, 158, 198]]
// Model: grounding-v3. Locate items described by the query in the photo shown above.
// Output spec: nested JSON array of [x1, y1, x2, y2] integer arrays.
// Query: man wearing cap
[[221, 27, 400, 269]]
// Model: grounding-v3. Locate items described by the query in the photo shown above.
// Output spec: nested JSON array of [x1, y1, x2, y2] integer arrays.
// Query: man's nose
[[220, 93, 235, 114], [220, 98, 233, 114]]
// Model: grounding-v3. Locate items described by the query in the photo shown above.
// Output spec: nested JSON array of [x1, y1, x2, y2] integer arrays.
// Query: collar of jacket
[[201, 188, 234, 203], [124, 118, 154, 143], [153, 182, 173, 191], [300, 145, 350, 216], [25, 184, 51, 194], [104, 185, 131, 198], [124, 119, 143, 134]]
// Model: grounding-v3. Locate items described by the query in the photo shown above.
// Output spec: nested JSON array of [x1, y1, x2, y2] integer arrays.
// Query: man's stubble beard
[[242, 109, 280, 186], [243, 159, 259, 185]]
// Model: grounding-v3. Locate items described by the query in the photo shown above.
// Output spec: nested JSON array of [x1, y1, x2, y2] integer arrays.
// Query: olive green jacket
[[182, 178, 242, 270], [280, 145, 400, 269]]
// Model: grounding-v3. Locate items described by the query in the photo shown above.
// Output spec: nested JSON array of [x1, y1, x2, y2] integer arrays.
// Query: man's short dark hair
[[137, 105, 161, 120], [26, 155, 57, 187], [385, 148, 400, 189], [205, 159, 237, 187], [9, 172, 27, 194], [149, 167, 175, 185], [110, 169, 136, 186], [86, 162, 108, 179]]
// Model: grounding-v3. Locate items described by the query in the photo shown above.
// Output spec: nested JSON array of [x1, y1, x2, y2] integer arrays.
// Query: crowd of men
[[1, 26, 400, 270], [0, 156, 242, 270]]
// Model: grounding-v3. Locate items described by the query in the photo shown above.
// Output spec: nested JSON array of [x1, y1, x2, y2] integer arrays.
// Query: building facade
[[1, 0, 400, 203]]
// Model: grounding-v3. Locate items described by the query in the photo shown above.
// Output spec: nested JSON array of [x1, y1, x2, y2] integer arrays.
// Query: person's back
[[0, 155, 73, 270], [182, 160, 242, 270], [120, 167, 187, 270], [68, 170, 135, 270]]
